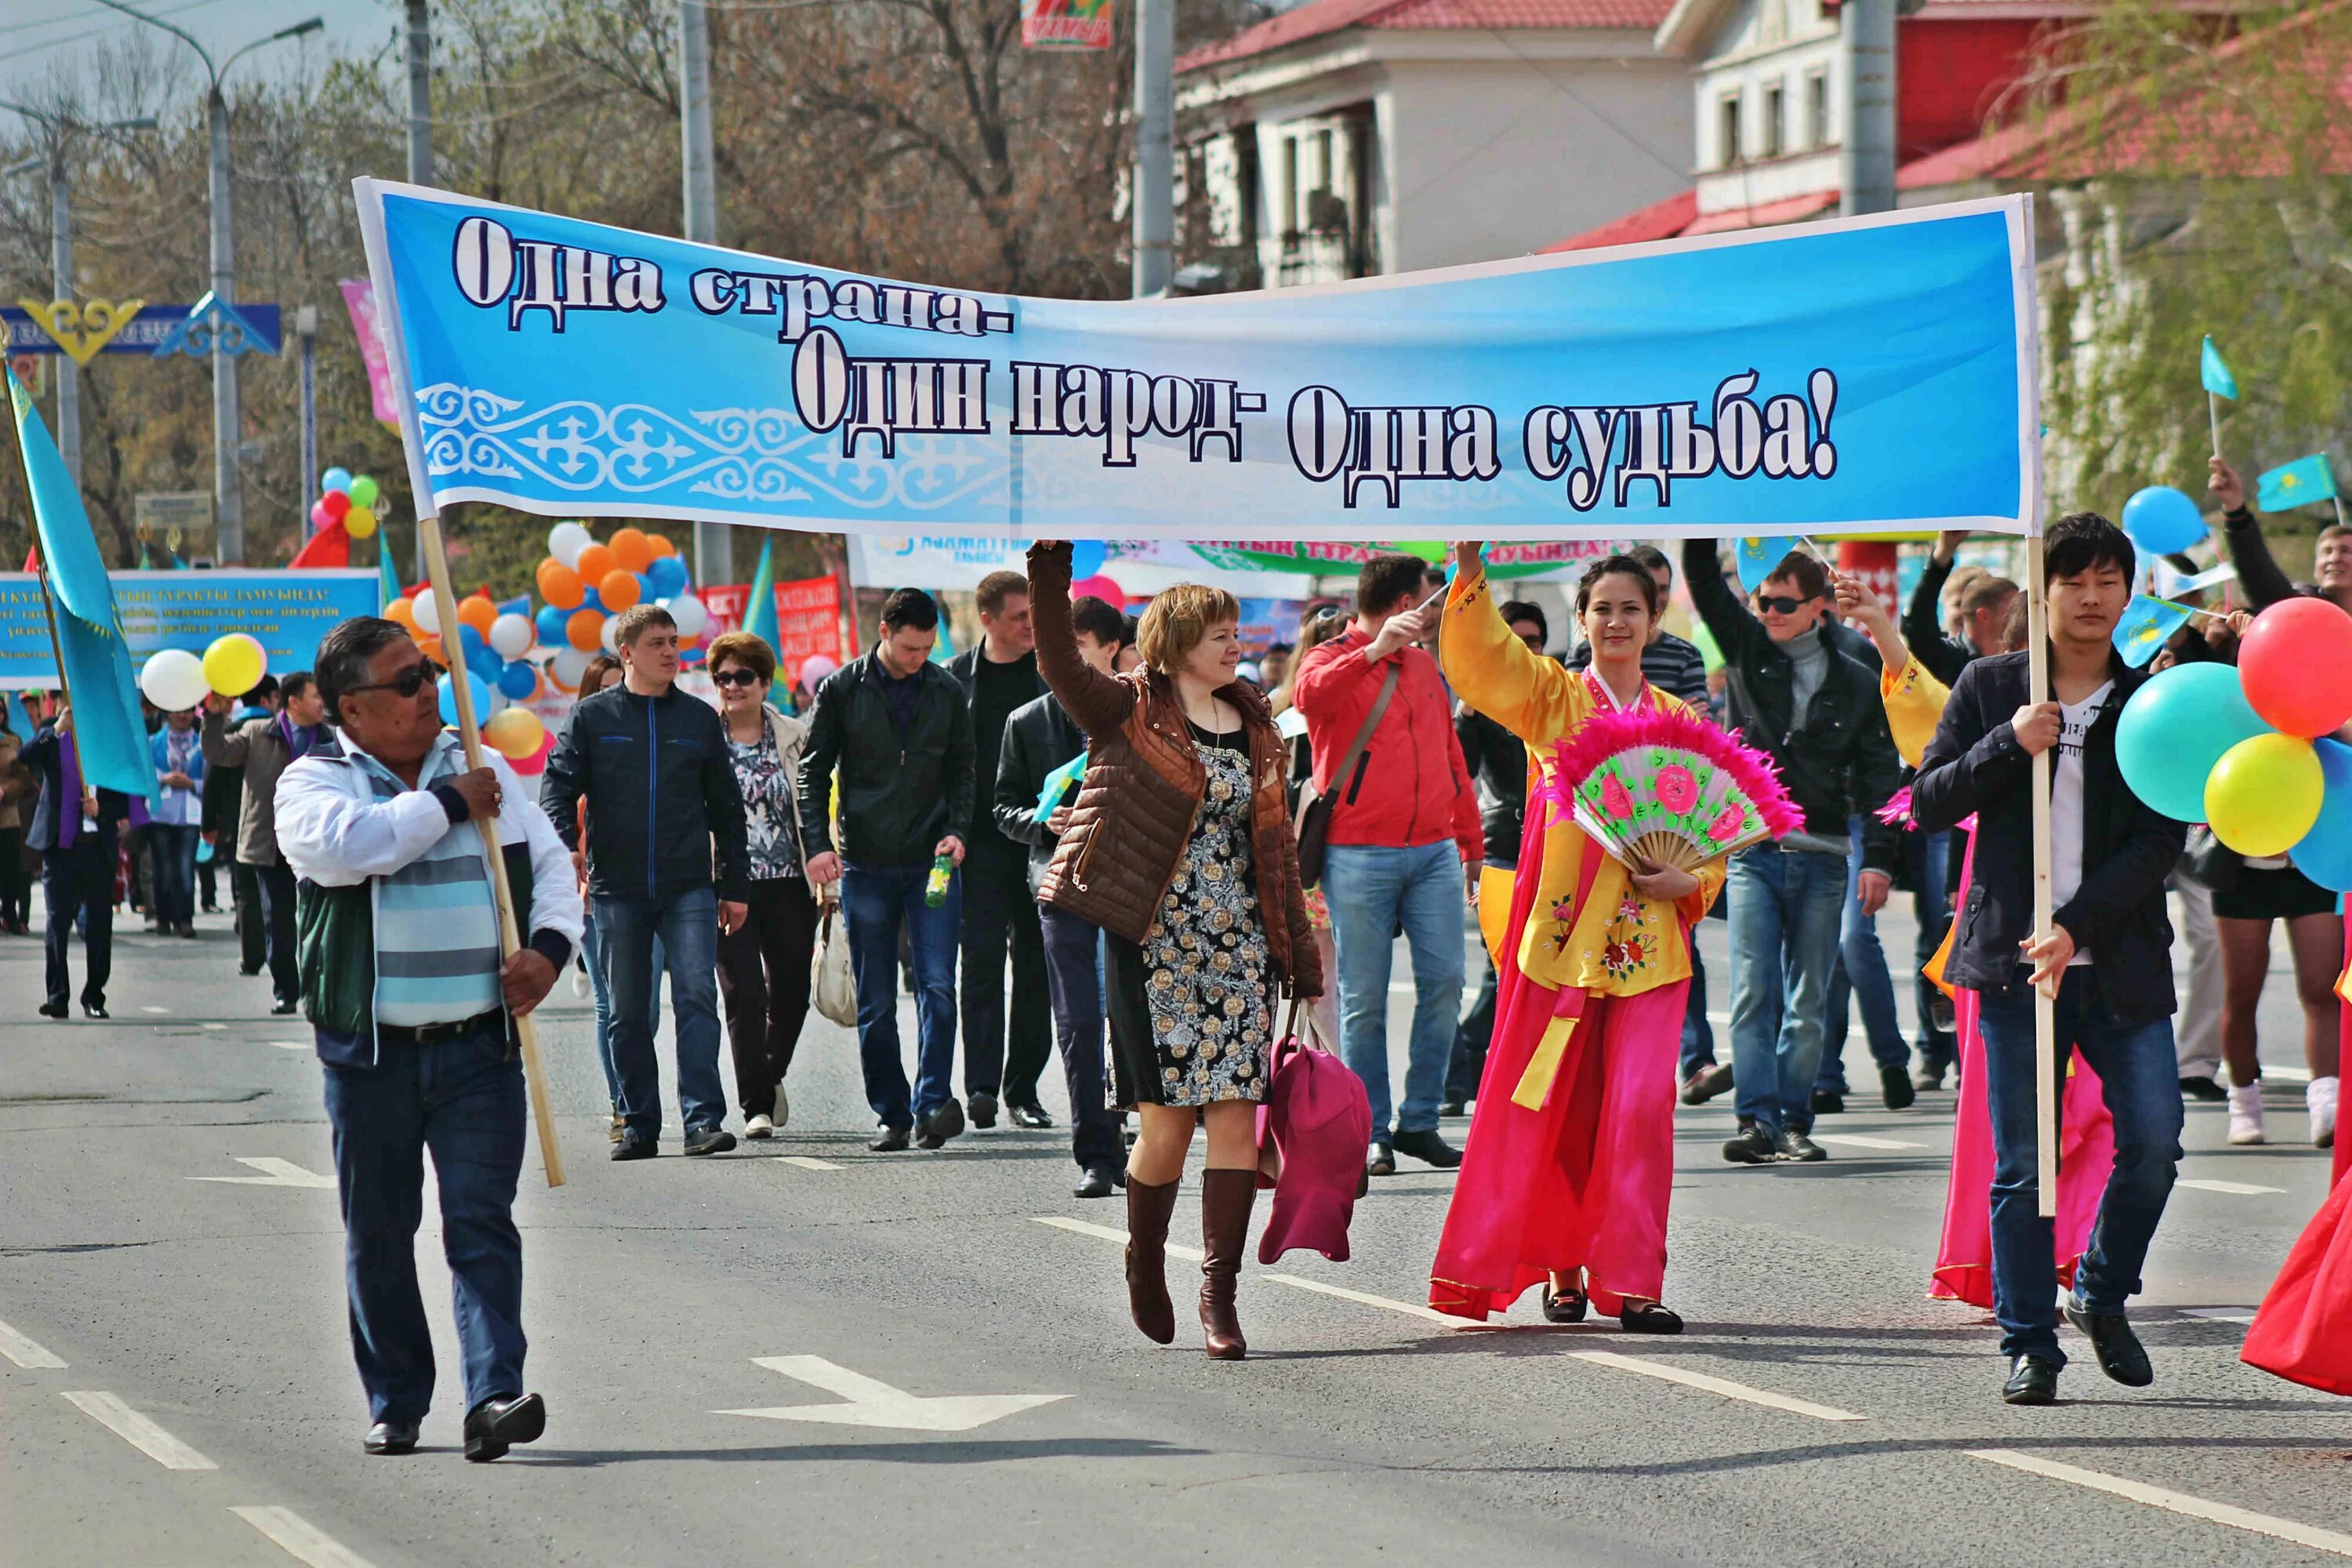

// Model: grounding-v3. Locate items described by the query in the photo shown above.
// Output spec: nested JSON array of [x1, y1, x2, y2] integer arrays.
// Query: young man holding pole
[[1911, 512, 2186, 1406]]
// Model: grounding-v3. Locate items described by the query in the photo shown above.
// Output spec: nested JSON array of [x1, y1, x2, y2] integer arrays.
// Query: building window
[[1717, 93, 1743, 168], [1806, 70, 1830, 149], [1762, 82, 1784, 158]]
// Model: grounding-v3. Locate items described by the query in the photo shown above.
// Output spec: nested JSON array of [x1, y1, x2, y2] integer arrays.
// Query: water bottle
[[924, 852, 953, 908]]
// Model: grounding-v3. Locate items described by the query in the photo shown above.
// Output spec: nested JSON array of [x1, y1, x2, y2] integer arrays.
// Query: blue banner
[[0, 570, 381, 689], [357, 180, 2039, 541], [3, 303, 283, 357]]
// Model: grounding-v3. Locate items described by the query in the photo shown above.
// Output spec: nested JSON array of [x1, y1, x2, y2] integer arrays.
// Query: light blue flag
[[743, 532, 779, 649], [379, 543, 401, 612], [5, 365, 157, 804], [2257, 453, 2336, 513], [2113, 594, 2195, 667], [1733, 536, 1794, 593], [1032, 751, 1087, 823], [2201, 335, 2239, 400]]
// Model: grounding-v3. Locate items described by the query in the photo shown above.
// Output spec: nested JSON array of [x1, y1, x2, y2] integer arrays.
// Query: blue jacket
[[539, 682, 751, 904], [149, 724, 206, 822]]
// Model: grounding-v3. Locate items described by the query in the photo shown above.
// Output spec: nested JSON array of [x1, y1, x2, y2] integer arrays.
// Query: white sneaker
[[2227, 1080, 2267, 1145], [2310, 1076, 2339, 1150], [773, 1088, 789, 1131], [570, 964, 590, 999], [744, 1113, 775, 1140]]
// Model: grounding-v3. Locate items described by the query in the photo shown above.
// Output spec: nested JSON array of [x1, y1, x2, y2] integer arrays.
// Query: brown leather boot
[[1124, 1176, 1179, 1344], [1198, 1167, 1258, 1360]]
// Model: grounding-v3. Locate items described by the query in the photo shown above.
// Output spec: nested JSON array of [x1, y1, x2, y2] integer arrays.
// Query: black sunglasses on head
[[711, 669, 764, 688], [1755, 594, 1816, 615], [343, 664, 435, 702]]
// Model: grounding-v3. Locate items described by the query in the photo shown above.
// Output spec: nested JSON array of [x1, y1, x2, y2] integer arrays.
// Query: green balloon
[[348, 474, 380, 509]]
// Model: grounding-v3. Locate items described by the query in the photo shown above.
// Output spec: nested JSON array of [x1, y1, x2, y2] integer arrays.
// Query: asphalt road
[[5, 891, 2350, 1568]]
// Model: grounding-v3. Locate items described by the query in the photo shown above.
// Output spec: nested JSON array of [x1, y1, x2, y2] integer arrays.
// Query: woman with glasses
[[706, 632, 820, 1138]]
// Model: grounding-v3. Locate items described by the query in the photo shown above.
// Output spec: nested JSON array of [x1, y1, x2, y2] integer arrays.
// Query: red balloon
[[1070, 573, 1125, 605], [2241, 597, 2352, 738], [321, 489, 351, 524]]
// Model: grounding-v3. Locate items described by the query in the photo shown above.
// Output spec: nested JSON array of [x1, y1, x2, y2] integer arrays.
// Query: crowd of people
[[11, 481, 2347, 1446]]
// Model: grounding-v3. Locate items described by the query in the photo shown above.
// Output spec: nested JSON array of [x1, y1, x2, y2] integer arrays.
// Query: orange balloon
[[574, 543, 615, 584], [646, 533, 677, 558], [609, 527, 655, 572], [535, 557, 584, 610], [598, 568, 642, 612], [458, 594, 498, 637], [384, 596, 417, 632], [416, 634, 445, 666], [566, 608, 606, 652]]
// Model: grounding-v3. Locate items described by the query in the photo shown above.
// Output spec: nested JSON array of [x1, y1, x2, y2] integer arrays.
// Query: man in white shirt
[[276, 616, 582, 1462]]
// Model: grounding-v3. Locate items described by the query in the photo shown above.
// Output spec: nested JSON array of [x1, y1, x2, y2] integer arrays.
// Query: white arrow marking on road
[[189, 1157, 336, 1189], [715, 1356, 1068, 1432], [2176, 1178, 2285, 1196]]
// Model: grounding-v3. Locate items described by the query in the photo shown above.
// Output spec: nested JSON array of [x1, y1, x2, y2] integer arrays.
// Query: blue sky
[[2, 0, 395, 107]]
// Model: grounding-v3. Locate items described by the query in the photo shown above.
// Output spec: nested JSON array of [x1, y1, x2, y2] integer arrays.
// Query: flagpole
[[30, 560, 88, 804], [2026, 533, 2058, 1220], [417, 510, 566, 1189], [2209, 392, 2223, 464]]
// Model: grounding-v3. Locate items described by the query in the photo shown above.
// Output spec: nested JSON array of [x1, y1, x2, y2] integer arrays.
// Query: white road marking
[[201, 1022, 228, 1031], [189, 1157, 336, 1189], [717, 1356, 1067, 1432], [1032, 1214, 1203, 1263], [2263, 1065, 2315, 1084], [778, 1156, 842, 1171], [1261, 1272, 1461, 1324], [61, 1391, 217, 1470], [230, 1506, 379, 1568], [1807, 1133, 1926, 1152], [139, 1005, 170, 1015], [1969, 1450, 2352, 1557], [1568, 1350, 1867, 1422], [0, 1317, 65, 1369], [2183, 1307, 2259, 1325], [2176, 1178, 2285, 1196], [267, 1040, 310, 1051]]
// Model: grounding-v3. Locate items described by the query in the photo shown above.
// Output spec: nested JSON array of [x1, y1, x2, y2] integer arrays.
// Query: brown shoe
[[1199, 1168, 1258, 1360], [1123, 1176, 1179, 1344], [608, 1113, 625, 1145]]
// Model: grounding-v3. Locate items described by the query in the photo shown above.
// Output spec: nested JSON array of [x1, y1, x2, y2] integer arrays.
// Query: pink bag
[[1254, 1003, 1374, 1264]]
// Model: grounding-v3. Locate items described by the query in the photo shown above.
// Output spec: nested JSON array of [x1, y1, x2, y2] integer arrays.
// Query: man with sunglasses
[[1682, 542, 1902, 1165]]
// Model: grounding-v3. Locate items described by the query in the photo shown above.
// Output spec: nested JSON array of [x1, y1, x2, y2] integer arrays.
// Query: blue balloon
[[437, 670, 493, 728], [2292, 739, 2352, 891], [646, 555, 689, 598], [2121, 486, 2208, 556], [496, 659, 539, 700], [472, 650, 506, 684], [320, 466, 353, 495], [2114, 661, 2272, 821], [636, 571, 655, 602], [1070, 540, 1105, 579], [535, 604, 570, 645], [456, 621, 487, 656], [581, 586, 603, 614]]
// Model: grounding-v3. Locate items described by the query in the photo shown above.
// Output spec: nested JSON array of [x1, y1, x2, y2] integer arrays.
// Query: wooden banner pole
[[418, 512, 567, 1189], [2025, 534, 2058, 1219]]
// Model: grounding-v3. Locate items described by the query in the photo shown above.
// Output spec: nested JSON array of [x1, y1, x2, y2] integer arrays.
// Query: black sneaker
[[1722, 1121, 1777, 1164], [682, 1127, 737, 1157], [1880, 1065, 1916, 1111], [916, 1098, 966, 1149], [869, 1123, 912, 1152], [967, 1090, 999, 1129], [611, 1132, 657, 1161], [2180, 1075, 2228, 1103], [1774, 1127, 1828, 1163], [1810, 1087, 1844, 1116], [2002, 1354, 2060, 1405], [1391, 1127, 1463, 1169], [2062, 1298, 2153, 1387]]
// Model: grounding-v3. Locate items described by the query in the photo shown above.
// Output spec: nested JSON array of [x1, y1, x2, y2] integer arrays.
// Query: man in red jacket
[[1295, 554, 1483, 1175]]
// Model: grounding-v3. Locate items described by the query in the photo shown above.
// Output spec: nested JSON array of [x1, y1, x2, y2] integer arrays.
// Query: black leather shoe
[[270, 997, 299, 1015], [1437, 1099, 1467, 1117], [1879, 1065, 1916, 1111], [1774, 1127, 1828, 1163], [2063, 1300, 2154, 1387], [1391, 1127, 1463, 1169], [81, 1000, 107, 1019], [1541, 1283, 1588, 1323], [610, 1133, 657, 1161], [1073, 1164, 1120, 1199], [1009, 1102, 1054, 1130], [2180, 1075, 2228, 1103], [37, 998, 67, 1019], [1722, 1121, 1777, 1164], [364, 1419, 419, 1455], [682, 1127, 736, 1157], [2002, 1354, 2060, 1405], [1619, 1301, 1683, 1334], [1680, 1062, 1734, 1105], [869, 1123, 911, 1152], [1365, 1141, 1396, 1177], [463, 1392, 546, 1462], [967, 1091, 999, 1129], [1810, 1088, 1844, 1115], [916, 1098, 966, 1149]]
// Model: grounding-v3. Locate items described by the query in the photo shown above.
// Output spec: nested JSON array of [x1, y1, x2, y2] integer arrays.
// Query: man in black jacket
[[948, 569, 1053, 1132], [799, 588, 976, 1151], [1682, 541, 1902, 1165], [1914, 512, 2187, 1406], [540, 604, 750, 1161], [993, 593, 1130, 1196], [1904, 530, 2020, 688]]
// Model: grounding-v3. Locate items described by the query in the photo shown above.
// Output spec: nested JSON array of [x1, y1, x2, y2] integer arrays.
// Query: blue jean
[[1679, 939, 1715, 1080], [841, 862, 961, 1130], [147, 822, 199, 927], [598, 887, 724, 1140], [581, 910, 662, 1113], [322, 1017, 526, 1425], [1976, 971, 2183, 1363], [1819, 818, 1907, 1092], [1324, 841, 1466, 1137], [1726, 844, 1848, 1135]]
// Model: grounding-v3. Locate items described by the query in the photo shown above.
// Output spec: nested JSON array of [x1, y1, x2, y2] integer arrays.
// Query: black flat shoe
[[1437, 1099, 1468, 1117], [1390, 1127, 1463, 1169], [2062, 1300, 2153, 1387], [610, 1133, 657, 1161], [463, 1392, 545, 1462], [1879, 1065, 1916, 1111], [2002, 1354, 2060, 1405], [2180, 1075, 2227, 1103], [967, 1091, 998, 1129], [1619, 1301, 1682, 1334], [916, 1099, 965, 1149], [1009, 1102, 1054, 1130], [364, 1419, 419, 1455], [1365, 1141, 1396, 1177], [1541, 1283, 1588, 1323], [1073, 1165, 1119, 1200], [270, 997, 299, 1015], [1810, 1088, 1844, 1116], [37, 999, 67, 1019], [682, 1127, 736, 1157], [80, 1000, 107, 1020], [869, 1123, 911, 1152]]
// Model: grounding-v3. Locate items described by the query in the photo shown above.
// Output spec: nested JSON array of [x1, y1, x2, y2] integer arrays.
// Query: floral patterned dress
[[1105, 724, 1275, 1108]]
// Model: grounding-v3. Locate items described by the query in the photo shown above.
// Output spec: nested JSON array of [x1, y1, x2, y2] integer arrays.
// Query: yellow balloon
[[344, 503, 379, 539], [201, 632, 267, 699], [482, 706, 545, 762], [2206, 732, 2324, 857]]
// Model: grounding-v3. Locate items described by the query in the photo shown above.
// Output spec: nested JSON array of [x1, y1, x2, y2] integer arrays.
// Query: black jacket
[[797, 648, 975, 868], [993, 691, 1087, 895], [949, 638, 1047, 859], [1902, 556, 1980, 690], [22, 726, 133, 856], [539, 682, 750, 904], [1454, 705, 1526, 867], [1682, 539, 1903, 871], [1911, 651, 2183, 1022]]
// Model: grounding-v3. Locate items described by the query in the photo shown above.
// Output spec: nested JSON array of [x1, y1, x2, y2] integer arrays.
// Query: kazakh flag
[[379, 543, 401, 612], [1733, 536, 1793, 593], [2201, 335, 2239, 400], [2257, 454, 2336, 514], [743, 532, 779, 649], [2112, 595, 2195, 667], [4, 364, 156, 803]]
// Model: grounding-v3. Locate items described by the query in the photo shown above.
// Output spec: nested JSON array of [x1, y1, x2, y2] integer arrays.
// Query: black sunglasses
[[343, 664, 435, 702], [711, 669, 764, 688], [1755, 594, 1816, 615]]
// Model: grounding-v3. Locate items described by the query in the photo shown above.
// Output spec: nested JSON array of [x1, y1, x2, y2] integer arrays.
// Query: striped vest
[[350, 744, 502, 1027]]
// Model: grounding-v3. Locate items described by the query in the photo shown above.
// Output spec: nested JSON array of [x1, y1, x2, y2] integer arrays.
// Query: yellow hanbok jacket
[[1441, 564, 1722, 1001], [1879, 654, 1951, 770]]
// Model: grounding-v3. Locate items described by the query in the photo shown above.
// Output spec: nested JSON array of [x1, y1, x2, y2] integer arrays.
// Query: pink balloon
[[1070, 573, 1125, 604], [798, 653, 839, 688], [309, 499, 333, 529]]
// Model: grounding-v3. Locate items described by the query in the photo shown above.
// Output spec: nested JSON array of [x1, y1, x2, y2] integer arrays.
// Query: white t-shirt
[[2048, 680, 2114, 967]]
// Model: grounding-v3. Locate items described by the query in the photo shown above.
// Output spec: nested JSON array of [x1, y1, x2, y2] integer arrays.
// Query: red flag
[[289, 521, 350, 568], [22, 540, 39, 572]]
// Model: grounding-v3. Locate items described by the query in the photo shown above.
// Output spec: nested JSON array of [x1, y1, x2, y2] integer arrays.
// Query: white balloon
[[550, 647, 592, 689], [411, 591, 442, 635], [140, 648, 209, 712], [488, 612, 535, 659], [665, 591, 708, 641], [598, 615, 619, 654], [548, 521, 591, 568]]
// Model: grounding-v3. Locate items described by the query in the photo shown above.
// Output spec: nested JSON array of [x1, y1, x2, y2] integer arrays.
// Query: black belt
[[376, 1008, 506, 1047]]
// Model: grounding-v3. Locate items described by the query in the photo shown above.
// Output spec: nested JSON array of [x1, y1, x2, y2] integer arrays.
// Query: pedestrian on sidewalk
[[24, 703, 140, 1018], [205, 678, 276, 971], [1028, 542, 1319, 1360], [541, 604, 750, 1161], [1294, 552, 1483, 1176], [1913, 510, 2187, 1406], [277, 615, 580, 1461], [706, 631, 820, 1142], [947, 570, 1054, 1131], [993, 593, 1134, 1197], [147, 706, 205, 938], [796, 589, 974, 1152], [204, 673, 328, 1014]]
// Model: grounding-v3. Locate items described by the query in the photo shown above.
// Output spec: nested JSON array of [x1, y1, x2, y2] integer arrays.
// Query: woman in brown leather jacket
[[1029, 540, 1319, 1360]]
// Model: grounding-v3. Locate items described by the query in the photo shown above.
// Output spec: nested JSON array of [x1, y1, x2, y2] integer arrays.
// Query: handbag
[[1253, 1000, 1374, 1264], [1292, 665, 1399, 888], [2180, 825, 2242, 895], [810, 894, 857, 1028]]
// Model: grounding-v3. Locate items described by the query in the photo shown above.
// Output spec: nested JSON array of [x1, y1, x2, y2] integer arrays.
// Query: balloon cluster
[[532, 522, 702, 693], [139, 633, 268, 712], [312, 466, 383, 540], [2117, 598, 2352, 887]]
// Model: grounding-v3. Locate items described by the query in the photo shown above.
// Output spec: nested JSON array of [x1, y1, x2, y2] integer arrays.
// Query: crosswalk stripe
[[1031, 1214, 1202, 1263], [1260, 1272, 1461, 1324], [1808, 1133, 1926, 1152], [61, 1391, 216, 1470], [2182, 1307, 2259, 1325], [2176, 1178, 2285, 1196], [231, 1505, 379, 1568], [1969, 1450, 2352, 1556], [0, 1316, 65, 1369], [1568, 1349, 1867, 1422], [778, 1156, 843, 1171]]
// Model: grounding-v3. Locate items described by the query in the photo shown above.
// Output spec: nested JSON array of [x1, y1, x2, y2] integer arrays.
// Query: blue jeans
[[581, 911, 663, 1113], [1976, 971, 2183, 1363], [147, 822, 199, 927], [1324, 841, 1466, 1138], [1679, 939, 1715, 1080], [322, 1017, 526, 1425], [598, 887, 724, 1140], [1819, 819, 1907, 1092], [1726, 844, 1847, 1135], [841, 862, 961, 1130]]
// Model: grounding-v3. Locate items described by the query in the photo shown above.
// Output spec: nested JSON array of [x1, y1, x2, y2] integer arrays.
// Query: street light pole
[[49, 154, 80, 492], [1131, 0, 1174, 299], [679, 0, 729, 590], [405, 0, 433, 186]]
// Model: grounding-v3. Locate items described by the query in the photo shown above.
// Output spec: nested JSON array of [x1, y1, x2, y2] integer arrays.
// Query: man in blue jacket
[[1914, 511, 2187, 1406], [541, 603, 751, 1160]]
